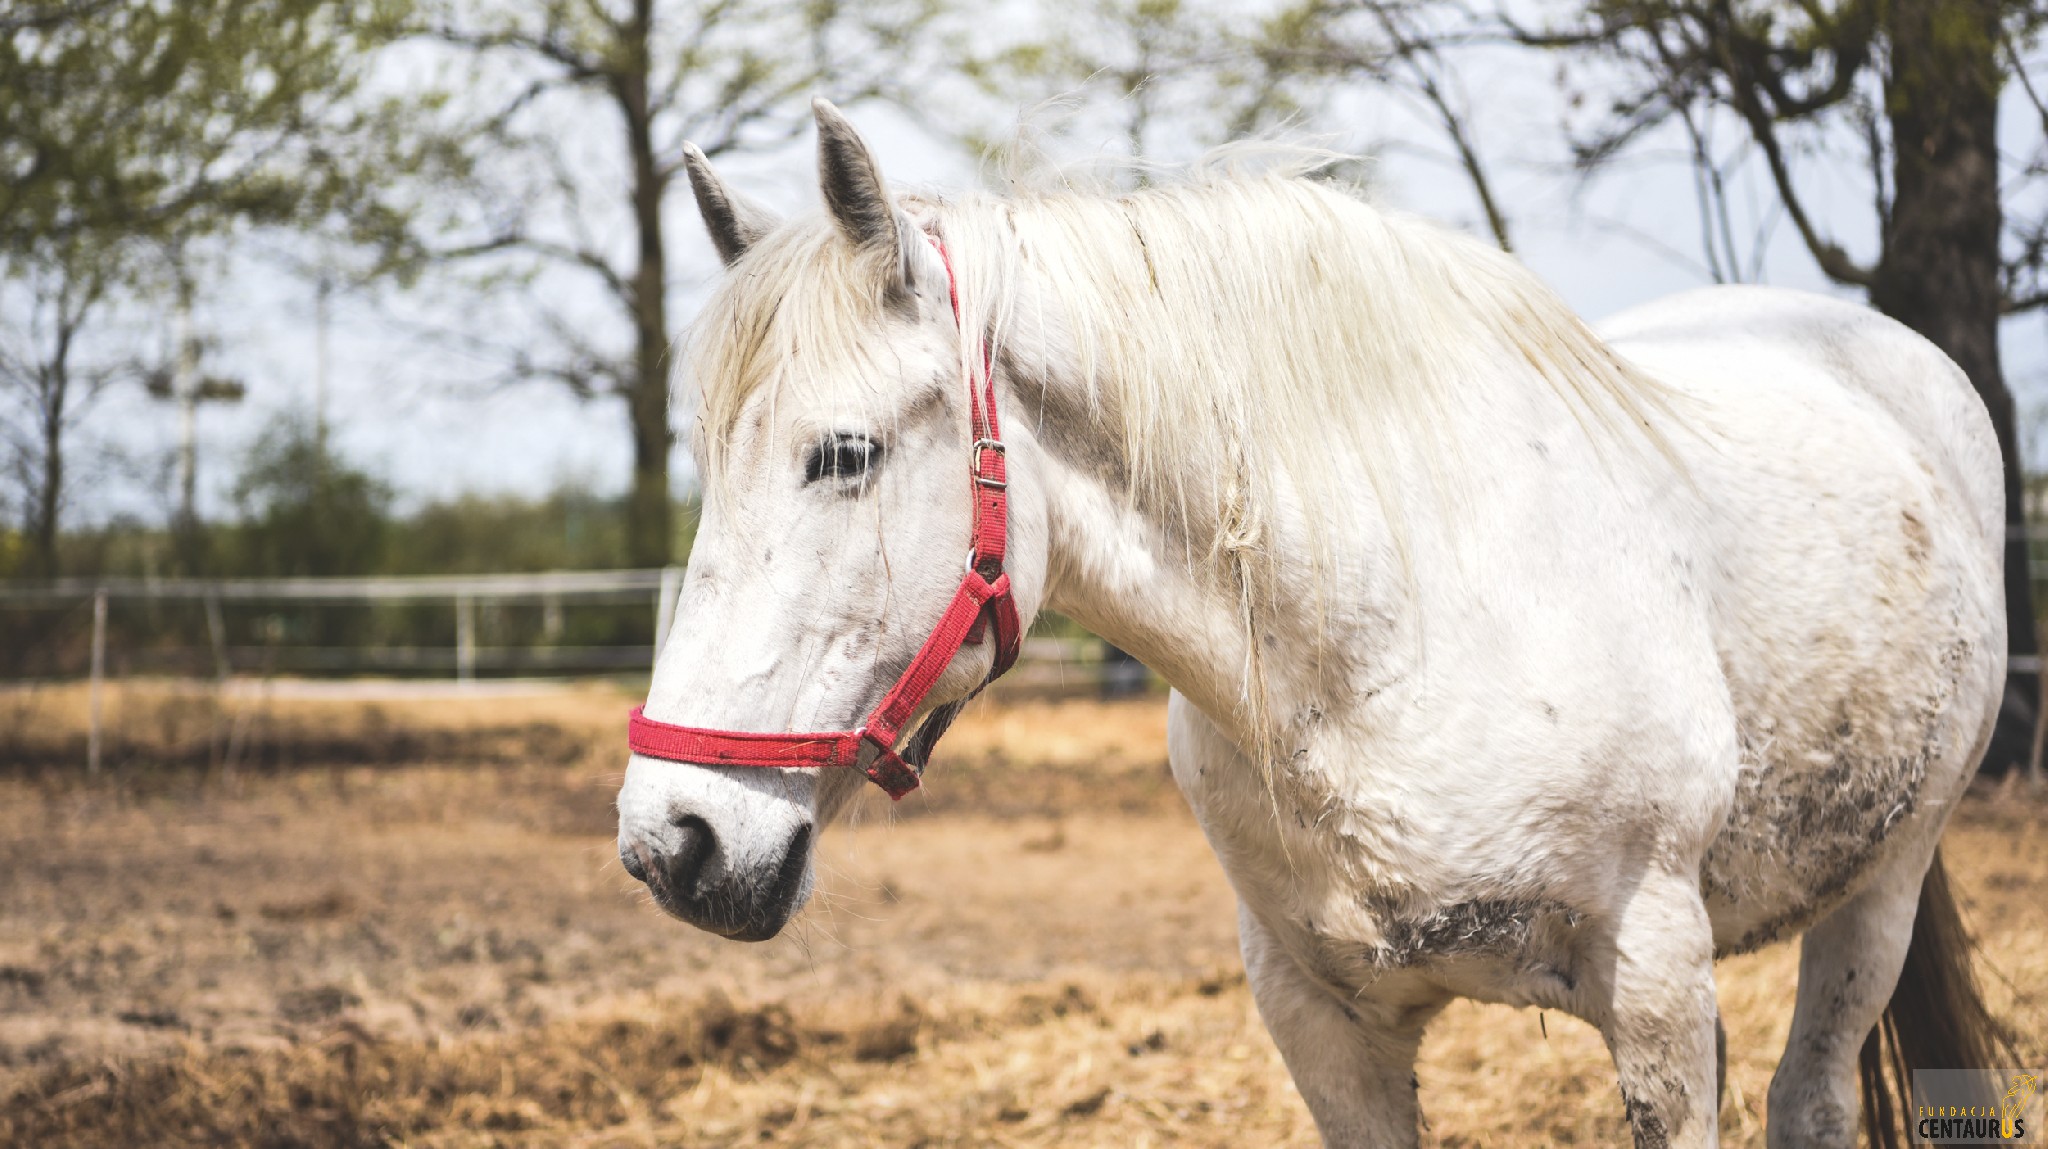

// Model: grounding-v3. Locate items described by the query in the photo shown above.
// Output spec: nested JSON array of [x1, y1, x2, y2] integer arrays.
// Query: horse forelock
[[686, 220, 907, 488]]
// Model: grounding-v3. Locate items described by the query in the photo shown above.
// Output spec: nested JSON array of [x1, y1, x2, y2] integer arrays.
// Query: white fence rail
[[0, 569, 1136, 772], [0, 569, 685, 773], [0, 568, 683, 681], [0, 569, 677, 602]]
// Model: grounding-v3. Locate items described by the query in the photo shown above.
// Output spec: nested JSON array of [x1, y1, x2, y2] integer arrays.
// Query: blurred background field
[[1, 684, 2043, 1147]]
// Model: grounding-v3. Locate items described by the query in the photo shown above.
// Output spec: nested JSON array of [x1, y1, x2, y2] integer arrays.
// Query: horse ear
[[682, 142, 777, 266], [813, 98, 899, 253]]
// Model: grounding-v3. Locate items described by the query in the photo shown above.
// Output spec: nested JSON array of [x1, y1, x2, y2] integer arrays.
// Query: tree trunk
[[29, 322, 74, 578], [619, 0, 673, 568], [1869, 0, 2033, 771], [33, 381, 62, 577]]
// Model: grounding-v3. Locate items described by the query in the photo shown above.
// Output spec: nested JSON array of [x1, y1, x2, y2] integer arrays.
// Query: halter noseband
[[627, 234, 1023, 799]]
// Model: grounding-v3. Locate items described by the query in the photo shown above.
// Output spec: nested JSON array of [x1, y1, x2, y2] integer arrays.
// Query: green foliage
[[228, 417, 391, 578], [0, 0, 414, 249], [0, 0, 433, 579], [5, 466, 697, 583], [383, 490, 630, 575], [0, 523, 24, 576]]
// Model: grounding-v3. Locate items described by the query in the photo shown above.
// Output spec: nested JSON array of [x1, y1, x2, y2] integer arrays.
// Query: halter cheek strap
[[627, 235, 1022, 799]]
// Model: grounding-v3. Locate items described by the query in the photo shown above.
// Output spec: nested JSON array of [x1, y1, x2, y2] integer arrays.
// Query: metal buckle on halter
[[853, 728, 884, 768], [971, 438, 1007, 489], [853, 725, 922, 794]]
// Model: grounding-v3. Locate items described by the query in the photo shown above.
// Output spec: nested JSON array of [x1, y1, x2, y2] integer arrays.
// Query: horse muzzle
[[616, 756, 818, 941], [619, 815, 812, 941]]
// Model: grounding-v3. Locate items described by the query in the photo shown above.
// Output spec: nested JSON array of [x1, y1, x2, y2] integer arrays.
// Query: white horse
[[616, 100, 2013, 1148]]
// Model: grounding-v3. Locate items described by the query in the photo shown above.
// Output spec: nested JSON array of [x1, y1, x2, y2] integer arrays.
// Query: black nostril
[[662, 813, 717, 896]]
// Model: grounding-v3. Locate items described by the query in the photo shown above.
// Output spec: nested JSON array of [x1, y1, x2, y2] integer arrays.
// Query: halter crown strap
[[627, 232, 1021, 799]]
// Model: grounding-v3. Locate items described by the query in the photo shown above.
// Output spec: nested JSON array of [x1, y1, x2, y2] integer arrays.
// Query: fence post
[[456, 592, 476, 683], [541, 592, 563, 644], [204, 591, 230, 682], [654, 565, 683, 662], [88, 588, 107, 775]]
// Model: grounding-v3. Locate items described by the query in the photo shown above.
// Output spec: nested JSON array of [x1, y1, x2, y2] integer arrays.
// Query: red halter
[[627, 235, 1023, 799]]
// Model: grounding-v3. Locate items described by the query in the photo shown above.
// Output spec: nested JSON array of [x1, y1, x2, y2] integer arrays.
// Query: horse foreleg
[[1597, 869, 1723, 1149], [1238, 901, 1439, 1148]]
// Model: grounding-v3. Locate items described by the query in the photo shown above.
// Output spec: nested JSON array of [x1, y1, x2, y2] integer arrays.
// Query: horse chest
[[1181, 765, 1596, 1008], [1269, 892, 1592, 1013]]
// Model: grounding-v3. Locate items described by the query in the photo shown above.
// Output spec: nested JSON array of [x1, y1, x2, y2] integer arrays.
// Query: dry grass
[[0, 681, 2043, 1147]]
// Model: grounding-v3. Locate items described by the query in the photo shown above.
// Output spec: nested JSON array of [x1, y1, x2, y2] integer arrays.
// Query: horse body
[[1605, 288, 2003, 956], [620, 103, 2010, 1148], [1045, 278, 2002, 1147]]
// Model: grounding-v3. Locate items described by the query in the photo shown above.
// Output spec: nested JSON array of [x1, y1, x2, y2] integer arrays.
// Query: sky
[[59, 29, 2048, 527]]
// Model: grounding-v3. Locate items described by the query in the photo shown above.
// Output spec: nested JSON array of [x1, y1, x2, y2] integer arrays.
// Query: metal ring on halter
[[964, 548, 1007, 574]]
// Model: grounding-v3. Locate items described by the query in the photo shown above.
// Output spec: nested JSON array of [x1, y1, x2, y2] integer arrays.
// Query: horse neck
[[1000, 266, 1410, 750], [973, 189, 1662, 751]]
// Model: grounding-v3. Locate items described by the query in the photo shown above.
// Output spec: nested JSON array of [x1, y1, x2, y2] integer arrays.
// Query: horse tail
[[1858, 847, 2016, 1149]]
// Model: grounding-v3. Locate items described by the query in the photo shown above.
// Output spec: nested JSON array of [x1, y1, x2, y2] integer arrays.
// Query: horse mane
[[692, 155, 1669, 549], [685, 154, 1674, 753]]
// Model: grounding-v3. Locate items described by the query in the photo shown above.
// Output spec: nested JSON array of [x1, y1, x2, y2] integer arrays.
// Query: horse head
[[614, 100, 1050, 940]]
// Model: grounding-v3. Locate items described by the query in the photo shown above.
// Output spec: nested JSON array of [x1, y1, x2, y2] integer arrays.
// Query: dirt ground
[[1, 681, 2043, 1147]]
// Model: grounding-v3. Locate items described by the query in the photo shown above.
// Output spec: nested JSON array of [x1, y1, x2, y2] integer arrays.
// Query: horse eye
[[805, 434, 880, 486]]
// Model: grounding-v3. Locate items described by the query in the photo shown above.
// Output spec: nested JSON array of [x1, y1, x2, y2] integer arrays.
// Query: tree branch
[[428, 231, 631, 306], [2005, 288, 2048, 315], [0, 0, 115, 34], [1706, 20, 1875, 287], [1723, 0, 1874, 118], [2005, 32, 2048, 136], [1369, 5, 1514, 251], [425, 25, 610, 83]]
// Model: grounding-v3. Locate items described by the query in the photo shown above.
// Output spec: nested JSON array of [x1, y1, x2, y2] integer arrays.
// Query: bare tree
[[1254, 0, 1517, 250], [1511, 0, 2048, 770], [957, 0, 1514, 248], [420, 0, 938, 566], [0, 239, 120, 576], [1240, 0, 2047, 768], [938, 0, 1298, 185]]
